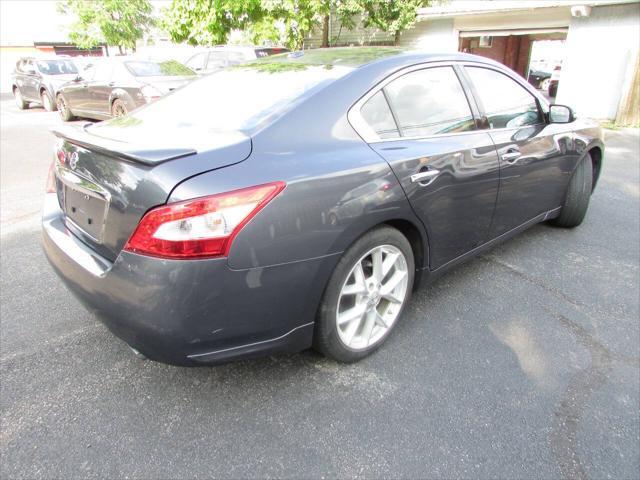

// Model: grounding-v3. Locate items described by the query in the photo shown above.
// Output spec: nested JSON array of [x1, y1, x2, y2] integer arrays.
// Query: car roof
[[248, 47, 503, 70]]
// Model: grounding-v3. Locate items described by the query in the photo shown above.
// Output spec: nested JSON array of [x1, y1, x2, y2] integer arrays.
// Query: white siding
[[399, 18, 457, 52], [306, 15, 393, 48], [557, 2, 640, 119]]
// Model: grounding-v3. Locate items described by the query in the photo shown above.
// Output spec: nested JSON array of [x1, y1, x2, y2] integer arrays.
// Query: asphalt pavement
[[1, 97, 639, 479]]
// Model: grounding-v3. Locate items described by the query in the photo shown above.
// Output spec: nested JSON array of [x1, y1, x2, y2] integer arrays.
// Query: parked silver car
[[185, 45, 289, 74]]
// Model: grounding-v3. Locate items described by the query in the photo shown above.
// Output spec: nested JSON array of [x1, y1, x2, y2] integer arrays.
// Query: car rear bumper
[[42, 194, 334, 366]]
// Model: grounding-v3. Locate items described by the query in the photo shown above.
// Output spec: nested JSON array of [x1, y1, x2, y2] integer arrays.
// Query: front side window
[[94, 63, 113, 81], [185, 53, 206, 71], [465, 67, 542, 129], [360, 91, 400, 139], [383, 66, 475, 137]]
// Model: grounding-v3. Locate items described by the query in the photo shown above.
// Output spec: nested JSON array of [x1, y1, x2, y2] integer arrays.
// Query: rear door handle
[[501, 149, 522, 163], [411, 169, 440, 184]]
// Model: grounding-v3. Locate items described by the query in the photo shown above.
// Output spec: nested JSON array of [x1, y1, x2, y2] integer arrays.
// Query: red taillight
[[124, 182, 286, 259]]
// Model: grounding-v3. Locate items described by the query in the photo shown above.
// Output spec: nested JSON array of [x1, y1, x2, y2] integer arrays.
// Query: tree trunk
[[394, 30, 401, 46], [118, 45, 124, 55], [321, 14, 330, 48]]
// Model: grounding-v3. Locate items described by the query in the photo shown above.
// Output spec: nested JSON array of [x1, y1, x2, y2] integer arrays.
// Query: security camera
[[571, 5, 592, 17]]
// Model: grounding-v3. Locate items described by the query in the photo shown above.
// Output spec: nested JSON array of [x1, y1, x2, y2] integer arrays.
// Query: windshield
[[101, 64, 353, 133], [124, 60, 195, 77], [36, 60, 78, 75]]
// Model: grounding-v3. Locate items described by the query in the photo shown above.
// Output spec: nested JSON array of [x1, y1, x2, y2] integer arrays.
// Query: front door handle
[[501, 149, 522, 163], [411, 169, 440, 184]]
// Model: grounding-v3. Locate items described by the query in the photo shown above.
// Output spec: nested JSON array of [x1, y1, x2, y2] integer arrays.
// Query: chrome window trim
[[348, 60, 550, 144]]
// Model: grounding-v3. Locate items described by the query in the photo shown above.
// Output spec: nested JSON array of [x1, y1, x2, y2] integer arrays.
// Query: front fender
[[109, 89, 137, 111]]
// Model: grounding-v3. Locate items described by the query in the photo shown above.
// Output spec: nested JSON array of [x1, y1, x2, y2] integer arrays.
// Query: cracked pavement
[[1, 98, 639, 478]]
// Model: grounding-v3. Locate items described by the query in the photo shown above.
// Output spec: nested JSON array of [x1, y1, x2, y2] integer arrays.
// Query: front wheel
[[314, 226, 414, 362], [111, 99, 128, 117], [551, 153, 593, 228]]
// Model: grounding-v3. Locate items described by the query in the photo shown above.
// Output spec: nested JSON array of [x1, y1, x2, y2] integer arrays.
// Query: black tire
[[111, 99, 128, 117], [551, 153, 593, 228], [56, 94, 74, 121], [549, 82, 558, 98], [41, 89, 56, 111], [13, 87, 28, 110], [314, 226, 415, 362]]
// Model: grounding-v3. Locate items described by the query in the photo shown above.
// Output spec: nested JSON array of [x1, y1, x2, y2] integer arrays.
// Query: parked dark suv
[[56, 58, 196, 121], [11, 57, 80, 111]]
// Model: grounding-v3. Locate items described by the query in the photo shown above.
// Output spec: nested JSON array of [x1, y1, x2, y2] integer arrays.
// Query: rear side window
[[383, 66, 475, 137], [360, 91, 400, 139], [465, 67, 542, 129]]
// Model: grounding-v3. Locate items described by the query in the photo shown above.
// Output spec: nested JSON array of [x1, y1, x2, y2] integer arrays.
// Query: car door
[[64, 65, 95, 113], [461, 65, 576, 237], [353, 64, 501, 270], [89, 62, 114, 115], [22, 59, 39, 100]]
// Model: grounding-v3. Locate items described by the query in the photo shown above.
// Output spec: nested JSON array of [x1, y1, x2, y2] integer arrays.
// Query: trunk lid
[[137, 75, 193, 94], [52, 122, 252, 261]]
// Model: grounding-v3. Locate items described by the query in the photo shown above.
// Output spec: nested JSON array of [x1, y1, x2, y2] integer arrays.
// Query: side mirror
[[73, 75, 83, 82], [549, 104, 574, 123]]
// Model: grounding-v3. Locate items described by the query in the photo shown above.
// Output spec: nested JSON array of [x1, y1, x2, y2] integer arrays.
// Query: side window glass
[[207, 52, 227, 69], [186, 53, 206, 71], [466, 67, 542, 129], [360, 91, 400, 139], [82, 66, 96, 81], [94, 63, 113, 81], [383, 66, 475, 137]]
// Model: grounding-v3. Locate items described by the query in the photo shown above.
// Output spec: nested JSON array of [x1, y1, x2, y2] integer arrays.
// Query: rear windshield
[[111, 64, 353, 132], [36, 60, 78, 75], [124, 60, 195, 77]]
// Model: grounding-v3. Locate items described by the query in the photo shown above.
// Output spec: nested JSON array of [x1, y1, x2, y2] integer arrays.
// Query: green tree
[[58, 0, 154, 54], [359, 0, 432, 46], [162, 0, 263, 46]]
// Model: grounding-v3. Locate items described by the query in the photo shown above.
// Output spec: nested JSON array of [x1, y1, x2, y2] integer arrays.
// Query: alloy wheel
[[336, 244, 409, 350]]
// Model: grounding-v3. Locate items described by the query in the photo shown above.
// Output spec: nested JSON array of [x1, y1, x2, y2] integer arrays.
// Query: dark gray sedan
[[56, 58, 196, 121], [42, 48, 604, 366]]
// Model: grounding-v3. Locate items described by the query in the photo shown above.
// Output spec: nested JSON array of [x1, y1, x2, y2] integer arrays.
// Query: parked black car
[[56, 58, 196, 121], [11, 57, 80, 111], [43, 48, 604, 366], [185, 45, 290, 75]]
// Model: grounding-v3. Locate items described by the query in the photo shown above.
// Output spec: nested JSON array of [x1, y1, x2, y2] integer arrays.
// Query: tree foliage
[[58, 0, 154, 52], [360, 0, 431, 45], [161, 0, 263, 46], [161, 0, 432, 50]]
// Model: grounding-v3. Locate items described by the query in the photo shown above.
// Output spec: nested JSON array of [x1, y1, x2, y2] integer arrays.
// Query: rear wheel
[[314, 226, 414, 362], [539, 78, 551, 91], [56, 94, 74, 121], [551, 153, 593, 228], [13, 87, 27, 110], [111, 99, 128, 117], [41, 89, 56, 111]]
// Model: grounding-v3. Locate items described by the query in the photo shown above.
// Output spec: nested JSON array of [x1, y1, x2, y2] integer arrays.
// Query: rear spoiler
[[52, 123, 197, 165]]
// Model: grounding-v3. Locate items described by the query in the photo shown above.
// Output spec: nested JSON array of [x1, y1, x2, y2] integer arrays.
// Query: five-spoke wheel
[[314, 226, 415, 362]]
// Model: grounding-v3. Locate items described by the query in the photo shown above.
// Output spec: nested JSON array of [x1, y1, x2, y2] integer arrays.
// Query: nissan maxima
[[42, 48, 604, 366]]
